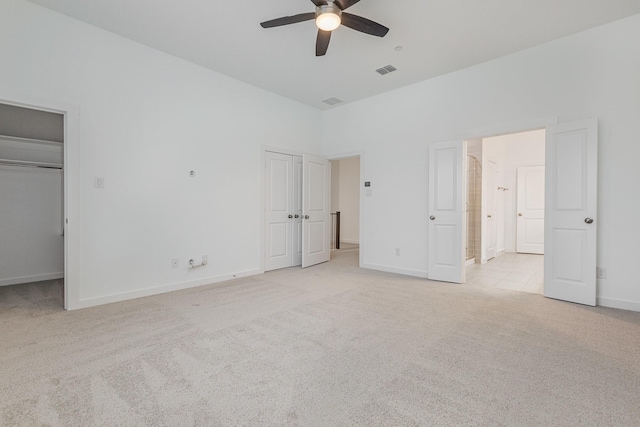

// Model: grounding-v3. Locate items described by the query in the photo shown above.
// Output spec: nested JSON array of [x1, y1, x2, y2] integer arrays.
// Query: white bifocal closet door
[[302, 154, 331, 268], [544, 119, 598, 306], [265, 152, 302, 271], [428, 140, 466, 283]]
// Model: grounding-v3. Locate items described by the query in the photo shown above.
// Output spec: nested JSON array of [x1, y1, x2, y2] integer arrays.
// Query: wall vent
[[322, 97, 343, 105], [375, 64, 397, 75]]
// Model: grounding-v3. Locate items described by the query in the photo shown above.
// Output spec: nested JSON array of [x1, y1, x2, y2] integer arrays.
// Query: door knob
[[430, 216, 436, 220], [487, 215, 492, 219], [304, 215, 309, 219], [294, 214, 299, 218], [288, 215, 293, 219], [585, 218, 594, 224], [518, 213, 523, 217]]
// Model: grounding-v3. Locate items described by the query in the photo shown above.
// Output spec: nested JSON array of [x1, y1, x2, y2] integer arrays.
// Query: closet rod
[[0, 159, 63, 170]]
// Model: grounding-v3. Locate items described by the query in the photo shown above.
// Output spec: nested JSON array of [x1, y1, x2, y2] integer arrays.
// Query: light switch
[[94, 177, 104, 189]]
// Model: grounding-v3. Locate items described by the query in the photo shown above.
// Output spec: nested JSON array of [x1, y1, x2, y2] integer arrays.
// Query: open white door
[[485, 160, 498, 260], [516, 165, 545, 254], [302, 154, 331, 268], [265, 152, 295, 271], [544, 119, 597, 306], [428, 140, 466, 283]]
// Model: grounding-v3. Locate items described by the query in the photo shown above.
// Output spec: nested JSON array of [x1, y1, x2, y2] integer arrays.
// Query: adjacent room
[[2, 0, 640, 424], [465, 130, 546, 295]]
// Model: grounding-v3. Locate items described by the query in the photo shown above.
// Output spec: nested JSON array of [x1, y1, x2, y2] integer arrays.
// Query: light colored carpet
[[1, 251, 640, 426]]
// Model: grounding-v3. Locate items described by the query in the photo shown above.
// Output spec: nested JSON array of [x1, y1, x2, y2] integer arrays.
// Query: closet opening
[[0, 102, 65, 309]]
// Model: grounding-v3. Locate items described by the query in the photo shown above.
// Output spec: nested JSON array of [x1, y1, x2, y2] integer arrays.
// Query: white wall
[[323, 14, 640, 311], [0, 0, 322, 308], [0, 166, 64, 286]]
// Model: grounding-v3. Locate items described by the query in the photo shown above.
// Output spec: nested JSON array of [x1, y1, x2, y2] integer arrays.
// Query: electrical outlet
[[202, 255, 208, 265], [596, 267, 607, 279], [171, 258, 179, 269], [395, 248, 401, 256]]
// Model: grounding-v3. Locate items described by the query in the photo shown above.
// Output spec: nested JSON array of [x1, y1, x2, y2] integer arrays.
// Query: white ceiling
[[26, 0, 640, 110]]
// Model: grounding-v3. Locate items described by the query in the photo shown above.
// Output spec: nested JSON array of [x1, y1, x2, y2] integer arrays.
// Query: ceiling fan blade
[[316, 30, 332, 56], [341, 13, 389, 37], [260, 12, 315, 28], [334, 0, 361, 10], [310, 0, 327, 6]]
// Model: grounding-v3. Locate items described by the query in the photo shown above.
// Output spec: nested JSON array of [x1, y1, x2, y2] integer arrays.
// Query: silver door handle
[[430, 216, 436, 220], [585, 218, 594, 224], [304, 215, 309, 219], [518, 213, 523, 217], [294, 214, 299, 218], [288, 215, 293, 219], [487, 215, 492, 218]]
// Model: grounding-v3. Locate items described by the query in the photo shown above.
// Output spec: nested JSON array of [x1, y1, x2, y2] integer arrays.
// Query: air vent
[[375, 64, 397, 75], [322, 97, 343, 106]]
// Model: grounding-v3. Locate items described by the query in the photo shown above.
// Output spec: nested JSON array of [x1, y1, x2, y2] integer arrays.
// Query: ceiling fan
[[260, 0, 389, 56]]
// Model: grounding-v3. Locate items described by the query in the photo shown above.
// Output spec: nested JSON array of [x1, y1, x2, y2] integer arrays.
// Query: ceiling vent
[[322, 97, 343, 106], [375, 64, 397, 75]]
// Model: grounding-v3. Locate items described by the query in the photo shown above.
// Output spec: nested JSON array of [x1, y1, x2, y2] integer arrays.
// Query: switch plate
[[94, 177, 104, 189], [596, 267, 607, 279]]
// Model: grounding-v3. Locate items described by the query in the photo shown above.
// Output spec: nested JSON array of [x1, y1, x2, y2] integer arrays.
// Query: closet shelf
[[0, 134, 63, 146], [0, 158, 63, 169]]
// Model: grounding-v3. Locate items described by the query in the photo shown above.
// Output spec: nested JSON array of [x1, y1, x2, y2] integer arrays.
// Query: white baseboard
[[340, 239, 360, 245], [597, 296, 640, 313], [71, 268, 263, 310], [0, 272, 64, 287], [360, 262, 428, 279], [465, 258, 476, 266]]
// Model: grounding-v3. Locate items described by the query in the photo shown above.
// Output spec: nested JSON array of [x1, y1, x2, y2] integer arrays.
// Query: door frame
[[0, 91, 81, 310], [326, 151, 365, 269]]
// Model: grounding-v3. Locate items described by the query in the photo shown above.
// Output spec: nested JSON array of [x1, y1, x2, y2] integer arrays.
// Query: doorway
[[330, 156, 360, 252], [429, 118, 598, 306], [465, 129, 546, 294], [0, 102, 65, 308]]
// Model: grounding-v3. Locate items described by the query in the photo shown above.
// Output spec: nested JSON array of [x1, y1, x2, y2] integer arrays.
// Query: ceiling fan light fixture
[[316, 4, 342, 31]]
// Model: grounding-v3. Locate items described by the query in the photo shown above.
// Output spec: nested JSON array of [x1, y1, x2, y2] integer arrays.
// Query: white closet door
[[544, 119, 598, 306], [265, 152, 294, 271], [292, 156, 303, 266], [516, 165, 545, 254], [302, 154, 330, 268], [428, 140, 465, 283]]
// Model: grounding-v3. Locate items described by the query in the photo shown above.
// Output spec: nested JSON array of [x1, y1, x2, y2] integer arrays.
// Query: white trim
[[458, 116, 558, 140], [361, 262, 428, 279], [75, 269, 263, 310], [0, 273, 64, 287], [465, 258, 475, 266], [340, 239, 360, 244], [597, 297, 640, 313], [0, 91, 80, 310]]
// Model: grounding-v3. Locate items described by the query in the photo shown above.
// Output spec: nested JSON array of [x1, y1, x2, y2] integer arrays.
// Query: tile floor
[[466, 252, 544, 295]]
